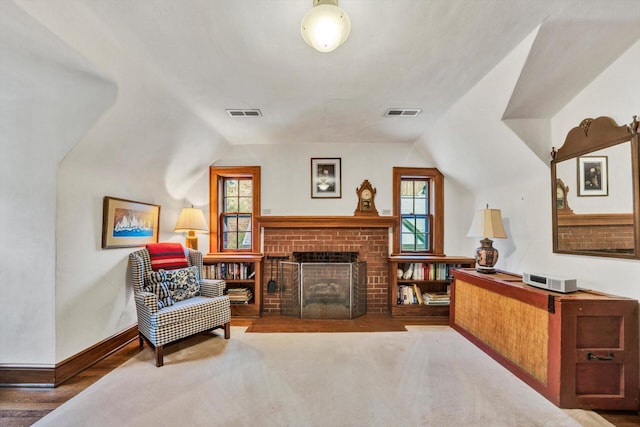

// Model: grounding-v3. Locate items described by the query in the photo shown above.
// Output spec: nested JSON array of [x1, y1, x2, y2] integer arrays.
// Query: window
[[392, 167, 444, 255], [209, 166, 260, 253]]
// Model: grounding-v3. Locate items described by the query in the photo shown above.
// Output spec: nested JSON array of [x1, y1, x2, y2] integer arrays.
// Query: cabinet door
[[561, 301, 639, 410]]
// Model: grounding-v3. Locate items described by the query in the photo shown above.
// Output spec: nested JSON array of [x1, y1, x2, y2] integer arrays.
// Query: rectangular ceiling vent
[[385, 108, 422, 117], [226, 109, 262, 117]]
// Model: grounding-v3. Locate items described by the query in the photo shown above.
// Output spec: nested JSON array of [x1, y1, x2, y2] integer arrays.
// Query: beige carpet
[[35, 326, 611, 427]]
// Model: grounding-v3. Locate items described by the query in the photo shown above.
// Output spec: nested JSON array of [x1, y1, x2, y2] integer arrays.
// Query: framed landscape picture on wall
[[311, 157, 342, 198], [577, 156, 608, 197], [102, 196, 160, 248]]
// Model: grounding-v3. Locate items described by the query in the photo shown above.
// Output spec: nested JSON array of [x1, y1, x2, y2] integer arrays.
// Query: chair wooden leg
[[138, 334, 144, 350], [224, 321, 231, 339], [155, 345, 164, 367]]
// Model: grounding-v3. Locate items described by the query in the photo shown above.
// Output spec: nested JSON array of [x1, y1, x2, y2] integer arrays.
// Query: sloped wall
[[0, 2, 116, 365], [424, 31, 640, 299]]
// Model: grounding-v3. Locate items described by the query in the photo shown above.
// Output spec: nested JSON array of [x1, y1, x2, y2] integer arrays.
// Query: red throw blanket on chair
[[146, 243, 189, 271]]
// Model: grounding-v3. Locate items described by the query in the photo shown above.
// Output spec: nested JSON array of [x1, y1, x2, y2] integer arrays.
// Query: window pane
[[223, 216, 237, 231], [400, 198, 414, 215], [400, 181, 414, 196], [395, 169, 442, 254], [225, 179, 238, 196], [413, 181, 427, 196], [238, 197, 252, 213], [401, 217, 415, 233], [223, 232, 237, 250], [222, 214, 252, 250], [415, 236, 428, 251], [238, 232, 251, 249], [239, 179, 252, 197], [401, 233, 415, 250], [212, 166, 259, 252], [413, 199, 426, 215], [237, 214, 252, 250], [399, 177, 432, 252], [225, 198, 238, 213]]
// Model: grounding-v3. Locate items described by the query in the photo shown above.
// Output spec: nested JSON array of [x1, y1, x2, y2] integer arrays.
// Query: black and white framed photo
[[311, 157, 342, 198], [577, 156, 608, 197]]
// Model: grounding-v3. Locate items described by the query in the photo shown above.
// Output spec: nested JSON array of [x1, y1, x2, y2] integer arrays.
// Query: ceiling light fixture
[[301, 0, 351, 53]]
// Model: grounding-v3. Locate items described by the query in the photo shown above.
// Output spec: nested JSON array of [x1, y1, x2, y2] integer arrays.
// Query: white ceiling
[[11, 0, 640, 146]]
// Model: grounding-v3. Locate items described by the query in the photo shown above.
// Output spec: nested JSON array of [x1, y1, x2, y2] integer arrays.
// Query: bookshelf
[[389, 255, 475, 317], [203, 253, 263, 318]]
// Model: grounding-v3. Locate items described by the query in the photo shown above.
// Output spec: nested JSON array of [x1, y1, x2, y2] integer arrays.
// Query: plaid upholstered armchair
[[128, 244, 231, 366]]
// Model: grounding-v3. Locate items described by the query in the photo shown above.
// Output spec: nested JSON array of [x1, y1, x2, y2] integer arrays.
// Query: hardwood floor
[[0, 341, 140, 427], [1, 316, 638, 427]]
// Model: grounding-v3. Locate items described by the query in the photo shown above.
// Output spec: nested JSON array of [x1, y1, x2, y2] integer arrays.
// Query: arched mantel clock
[[556, 178, 573, 213], [355, 180, 379, 216]]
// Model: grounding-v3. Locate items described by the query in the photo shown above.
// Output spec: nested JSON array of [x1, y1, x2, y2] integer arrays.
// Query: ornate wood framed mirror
[[551, 116, 640, 259]]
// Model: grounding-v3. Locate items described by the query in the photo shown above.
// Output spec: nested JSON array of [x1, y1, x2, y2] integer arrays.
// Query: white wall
[[1, 0, 232, 363], [211, 142, 471, 257], [0, 2, 116, 365], [423, 28, 547, 270], [3, 2, 638, 368], [546, 39, 640, 298], [426, 32, 640, 300], [216, 142, 434, 216]]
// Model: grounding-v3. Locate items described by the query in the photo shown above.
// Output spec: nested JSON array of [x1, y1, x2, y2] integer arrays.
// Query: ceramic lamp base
[[475, 237, 499, 274]]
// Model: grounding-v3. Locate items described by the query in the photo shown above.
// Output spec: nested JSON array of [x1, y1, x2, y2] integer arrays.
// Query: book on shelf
[[402, 264, 414, 280], [227, 287, 253, 303], [397, 284, 418, 305], [204, 262, 255, 281], [413, 284, 423, 305], [422, 291, 450, 305], [399, 263, 465, 282]]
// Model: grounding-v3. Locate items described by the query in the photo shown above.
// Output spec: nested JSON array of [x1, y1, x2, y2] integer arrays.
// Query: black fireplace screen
[[280, 253, 366, 319]]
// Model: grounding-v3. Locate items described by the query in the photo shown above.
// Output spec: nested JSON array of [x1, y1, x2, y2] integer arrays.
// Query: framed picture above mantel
[[311, 157, 341, 199]]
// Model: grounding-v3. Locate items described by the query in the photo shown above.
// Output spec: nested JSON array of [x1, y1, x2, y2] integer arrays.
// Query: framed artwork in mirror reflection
[[577, 156, 608, 197]]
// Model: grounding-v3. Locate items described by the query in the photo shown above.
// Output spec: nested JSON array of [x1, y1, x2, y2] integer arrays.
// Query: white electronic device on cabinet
[[522, 272, 578, 293]]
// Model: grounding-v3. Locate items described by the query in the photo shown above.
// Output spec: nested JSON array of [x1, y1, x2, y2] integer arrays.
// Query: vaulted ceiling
[[11, 0, 640, 148]]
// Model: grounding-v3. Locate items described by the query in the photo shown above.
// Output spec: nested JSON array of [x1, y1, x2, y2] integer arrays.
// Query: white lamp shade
[[301, 1, 351, 53], [466, 208, 507, 239], [174, 207, 209, 233]]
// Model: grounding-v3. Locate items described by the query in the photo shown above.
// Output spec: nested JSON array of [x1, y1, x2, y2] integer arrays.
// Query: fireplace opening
[[280, 252, 366, 319]]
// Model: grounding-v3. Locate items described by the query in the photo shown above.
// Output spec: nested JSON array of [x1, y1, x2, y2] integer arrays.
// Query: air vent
[[226, 109, 262, 117], [385, 108, 422, 117]]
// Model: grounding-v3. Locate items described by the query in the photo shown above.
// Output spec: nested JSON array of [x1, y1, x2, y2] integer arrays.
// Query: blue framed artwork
[[102, 196, 160, 248]]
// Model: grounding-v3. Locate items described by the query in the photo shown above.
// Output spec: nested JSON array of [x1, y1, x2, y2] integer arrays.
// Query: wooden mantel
[[256, 215, 397, 228]]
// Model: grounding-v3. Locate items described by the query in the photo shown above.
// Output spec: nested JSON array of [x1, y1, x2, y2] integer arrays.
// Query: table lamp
[[466, 205, 507, 274], [174, 206, 209, 250]]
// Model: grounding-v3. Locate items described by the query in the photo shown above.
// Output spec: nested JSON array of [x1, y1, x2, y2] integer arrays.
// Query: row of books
[[398, 263, 464, 281], [422, 291, 450, 305], [204, 263, 256, 280], [227, 287, 253, 304], [397, 284, 450, 306]]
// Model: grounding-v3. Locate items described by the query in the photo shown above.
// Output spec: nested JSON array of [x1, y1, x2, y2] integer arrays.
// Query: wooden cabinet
[[450, 268, 639, 410], [203, 253, 263, 318], [388, 255, 474, 317]]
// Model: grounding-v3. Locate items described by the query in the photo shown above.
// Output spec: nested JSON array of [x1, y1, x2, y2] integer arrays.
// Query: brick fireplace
[[258, 216, 396, 315]]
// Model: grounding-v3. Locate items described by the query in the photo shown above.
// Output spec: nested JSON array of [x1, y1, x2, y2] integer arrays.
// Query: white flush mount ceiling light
[[301, 0, 351, 53]]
